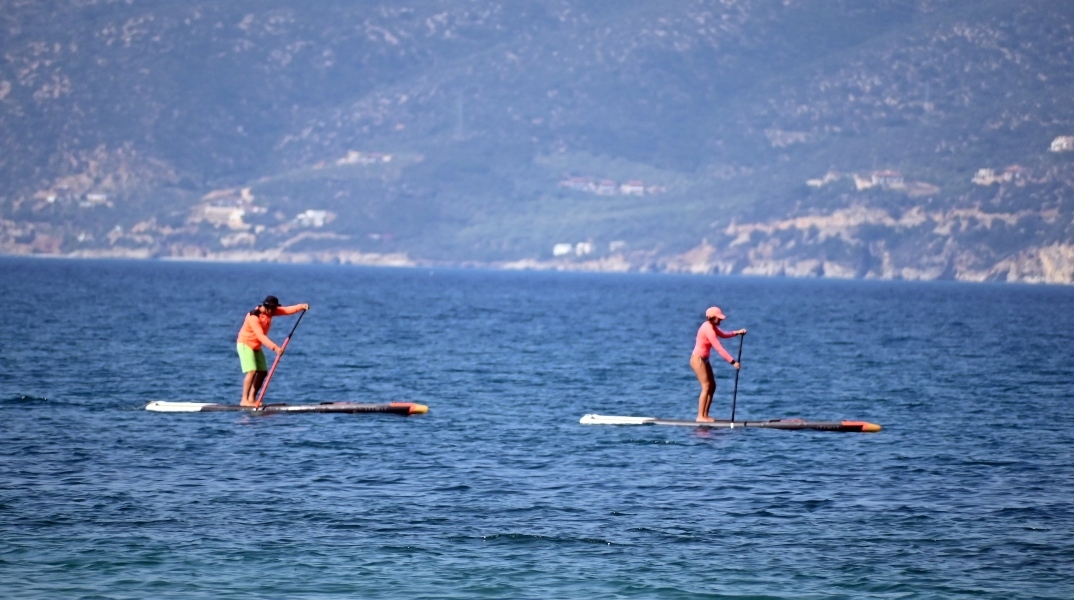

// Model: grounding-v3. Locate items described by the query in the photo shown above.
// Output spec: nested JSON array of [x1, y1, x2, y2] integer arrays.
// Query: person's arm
[[717, 326, 748, 338], [247, 314, 278, 352], [704, 327, 736, 364], [712, 340, 735, 364], [273, 304, 309, 316]]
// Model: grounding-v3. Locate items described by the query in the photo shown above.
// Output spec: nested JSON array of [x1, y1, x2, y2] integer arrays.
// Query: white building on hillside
[[595, 180, 617, 195], [553, 243, 573, 257], [202, 206, 249, 230], [294, 209, 334, 228], [620, 181, 645, 195], [871, 170, 904, 188], [1051, 136, 1074, 152], [972, 168, 997, 185]]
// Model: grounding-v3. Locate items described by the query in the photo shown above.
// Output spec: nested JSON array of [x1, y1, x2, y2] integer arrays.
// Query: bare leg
[[248, 371, 267, 405], [241, 370, 256, 405], [241, 371, 266, 406], [701, 360, 716, 419], [691, 356, 716, 422]]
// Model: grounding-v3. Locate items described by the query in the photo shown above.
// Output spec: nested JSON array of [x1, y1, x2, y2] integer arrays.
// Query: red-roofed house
[[596, 180, 618, 195], [871, 170, 904, 188]]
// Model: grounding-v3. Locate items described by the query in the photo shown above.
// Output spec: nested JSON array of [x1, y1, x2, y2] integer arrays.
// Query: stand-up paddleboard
[[586, 333, 882, 433], [147, 401, 428, 415], [580, 414, 880, 432]]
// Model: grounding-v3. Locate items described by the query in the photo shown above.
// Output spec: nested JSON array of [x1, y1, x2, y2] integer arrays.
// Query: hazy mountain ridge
[[2, 1, 1073, 282]]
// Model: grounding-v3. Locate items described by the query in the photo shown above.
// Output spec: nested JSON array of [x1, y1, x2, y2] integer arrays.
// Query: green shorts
[[237, 343, 268, 373]]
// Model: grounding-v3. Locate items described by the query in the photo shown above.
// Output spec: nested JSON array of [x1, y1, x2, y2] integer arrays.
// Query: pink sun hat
[[705, 306, 727, 320]]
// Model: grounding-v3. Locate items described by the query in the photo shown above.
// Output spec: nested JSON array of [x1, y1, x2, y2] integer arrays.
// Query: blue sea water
[[1, 257, 1073, 599]]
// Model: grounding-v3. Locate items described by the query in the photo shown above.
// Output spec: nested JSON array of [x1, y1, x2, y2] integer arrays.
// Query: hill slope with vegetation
[[2, 0, 1073, 283]]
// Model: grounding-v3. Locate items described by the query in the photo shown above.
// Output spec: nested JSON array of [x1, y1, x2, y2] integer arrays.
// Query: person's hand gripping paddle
[[254, 309, 307, 408]]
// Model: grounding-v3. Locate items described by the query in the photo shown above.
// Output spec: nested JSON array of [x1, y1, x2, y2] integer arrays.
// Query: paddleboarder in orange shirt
[[236, 295, 309, 406]]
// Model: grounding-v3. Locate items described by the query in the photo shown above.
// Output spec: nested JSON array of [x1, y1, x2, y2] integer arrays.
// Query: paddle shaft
[[255, 309, 306, 408], [730, 333, 744, 421]]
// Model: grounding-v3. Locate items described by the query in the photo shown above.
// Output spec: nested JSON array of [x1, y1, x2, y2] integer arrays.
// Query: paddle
[[730, 333, 745, 421], [254, 309, 306, 408]]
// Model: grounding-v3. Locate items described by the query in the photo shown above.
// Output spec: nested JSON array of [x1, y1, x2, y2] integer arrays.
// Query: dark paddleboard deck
[[147, 401, 428, 415], [580, 414, 880, 432]]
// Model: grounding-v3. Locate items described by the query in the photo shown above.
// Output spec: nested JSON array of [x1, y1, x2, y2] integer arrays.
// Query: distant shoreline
[[4, 249, 1072, 286]]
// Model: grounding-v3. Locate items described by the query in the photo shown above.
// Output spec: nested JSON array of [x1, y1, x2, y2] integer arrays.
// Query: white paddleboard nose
[[579, 414, 657, 425], [145, 401, 214, 412]]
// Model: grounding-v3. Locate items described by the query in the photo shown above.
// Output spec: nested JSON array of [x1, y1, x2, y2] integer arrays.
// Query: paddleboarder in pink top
[[691, 306, 746, 422]]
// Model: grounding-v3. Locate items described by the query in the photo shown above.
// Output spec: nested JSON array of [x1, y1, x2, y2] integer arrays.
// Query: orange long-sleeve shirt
[[236, 305, 304, 351]]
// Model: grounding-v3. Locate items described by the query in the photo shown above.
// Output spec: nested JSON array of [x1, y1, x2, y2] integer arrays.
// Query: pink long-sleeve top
[[692, 321, 735, 362]]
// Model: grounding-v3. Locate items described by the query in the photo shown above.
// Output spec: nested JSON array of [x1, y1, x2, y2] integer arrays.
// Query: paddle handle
[[730, 333, 744, 421], [255, 309, 306, 408]]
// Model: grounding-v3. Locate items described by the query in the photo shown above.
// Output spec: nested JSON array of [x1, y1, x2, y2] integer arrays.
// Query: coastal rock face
[[994, 244, 1074, 284], [658, 205, 1074, 284]]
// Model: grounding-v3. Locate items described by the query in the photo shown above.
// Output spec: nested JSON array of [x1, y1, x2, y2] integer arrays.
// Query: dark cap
[[262, 295, 280, 308]]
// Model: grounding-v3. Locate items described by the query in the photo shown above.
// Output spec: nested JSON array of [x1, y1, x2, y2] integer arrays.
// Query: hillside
[[2, 0, 1073, 283]]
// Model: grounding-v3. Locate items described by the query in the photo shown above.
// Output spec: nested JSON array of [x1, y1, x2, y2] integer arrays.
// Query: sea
[[1, 257, 1073, 599]]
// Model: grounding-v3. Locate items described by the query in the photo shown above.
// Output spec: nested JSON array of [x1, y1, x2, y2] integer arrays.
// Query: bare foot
[[695, 415, 715, 422]]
